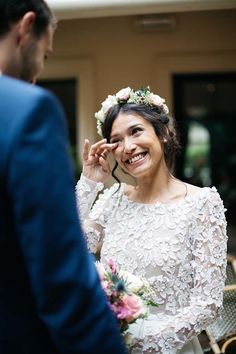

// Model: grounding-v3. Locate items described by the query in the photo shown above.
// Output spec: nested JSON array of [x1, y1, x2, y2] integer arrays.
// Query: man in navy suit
[[0, 1, 127, 353]]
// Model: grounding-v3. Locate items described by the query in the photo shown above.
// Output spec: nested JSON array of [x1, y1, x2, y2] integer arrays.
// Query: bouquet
[[96, 259, 157, 332]]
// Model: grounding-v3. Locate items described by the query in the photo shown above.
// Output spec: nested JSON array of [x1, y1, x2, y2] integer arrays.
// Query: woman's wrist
[[80, 173, 104, 190]]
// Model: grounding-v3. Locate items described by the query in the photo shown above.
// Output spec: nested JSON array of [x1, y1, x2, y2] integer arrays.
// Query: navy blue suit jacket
[[0, 76, 126, 354]]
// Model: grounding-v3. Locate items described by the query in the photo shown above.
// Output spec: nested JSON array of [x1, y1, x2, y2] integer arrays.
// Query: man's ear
[[17, 12, 36, 46]]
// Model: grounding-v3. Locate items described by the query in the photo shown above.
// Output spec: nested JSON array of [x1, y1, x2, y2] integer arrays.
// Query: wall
[[41, 9, 236, 157]]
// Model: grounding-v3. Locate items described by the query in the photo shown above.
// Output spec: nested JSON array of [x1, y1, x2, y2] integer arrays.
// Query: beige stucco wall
[[41, 9, 236, 158]]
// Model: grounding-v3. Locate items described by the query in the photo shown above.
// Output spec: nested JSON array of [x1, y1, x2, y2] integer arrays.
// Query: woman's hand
[[82, 139, 118, 183]]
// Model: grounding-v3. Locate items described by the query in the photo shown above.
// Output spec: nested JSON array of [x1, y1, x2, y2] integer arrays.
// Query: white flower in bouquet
[[119, 270, 145, 293]]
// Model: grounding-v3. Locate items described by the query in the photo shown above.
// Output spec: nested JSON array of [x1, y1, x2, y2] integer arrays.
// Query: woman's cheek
[[112, 145, 122, 159]]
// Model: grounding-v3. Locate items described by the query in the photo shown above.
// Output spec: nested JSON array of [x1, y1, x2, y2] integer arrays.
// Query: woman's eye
[[110, 139, 120, 145], [132, 127, 142, 135]]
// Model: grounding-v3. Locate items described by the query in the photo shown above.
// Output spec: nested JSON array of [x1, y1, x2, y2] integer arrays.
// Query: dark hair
[[102, 103, 181, 181], [0, 0, 56, 39]]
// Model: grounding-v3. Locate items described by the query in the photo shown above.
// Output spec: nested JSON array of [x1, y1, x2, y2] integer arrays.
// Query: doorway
[[37, 78, 81, 178], [173, 72, 236, 252]]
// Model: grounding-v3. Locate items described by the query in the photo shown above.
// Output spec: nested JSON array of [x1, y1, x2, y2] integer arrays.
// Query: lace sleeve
[[75, 175, 119, 254], [128, 188, 228, 354], [75, 174, 104, 220]]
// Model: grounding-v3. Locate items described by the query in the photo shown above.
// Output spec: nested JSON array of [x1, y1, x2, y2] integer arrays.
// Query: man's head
[[0, 0, 56, 82]]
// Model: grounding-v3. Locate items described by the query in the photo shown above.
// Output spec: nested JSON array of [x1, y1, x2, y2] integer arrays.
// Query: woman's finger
[[95, 147, 107, 160], [95, 143, 118, 158], [83, 139, 90, 161], [99, 155, 110, 173], [101, 148, 108, 160], [90, 139, 107, 156], [99, 153, 107, 160], [102, 142, 118, 151]]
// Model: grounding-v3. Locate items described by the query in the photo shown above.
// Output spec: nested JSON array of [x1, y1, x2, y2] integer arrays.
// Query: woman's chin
[[123, 162, 150, 179]]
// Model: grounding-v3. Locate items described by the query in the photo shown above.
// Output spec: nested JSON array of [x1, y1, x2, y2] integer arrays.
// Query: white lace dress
[[76, 175, 228, 354]]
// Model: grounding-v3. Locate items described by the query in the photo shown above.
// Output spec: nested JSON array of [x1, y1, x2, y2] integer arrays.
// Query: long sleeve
[[6, 85, 126, 354], [127, 188, 227, 354], [75, 175, 119, 254], [75, 174, 104, 221]]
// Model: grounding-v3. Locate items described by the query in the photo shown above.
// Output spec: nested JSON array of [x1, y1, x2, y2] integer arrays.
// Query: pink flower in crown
[[101, 95, 118, 115], [149, 93, 166, 107], [116, 87, 132, 101], [150, 93, 169, 114]]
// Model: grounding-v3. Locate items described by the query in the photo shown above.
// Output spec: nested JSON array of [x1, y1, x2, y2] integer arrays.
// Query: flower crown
[[95, 86, 169, 136]]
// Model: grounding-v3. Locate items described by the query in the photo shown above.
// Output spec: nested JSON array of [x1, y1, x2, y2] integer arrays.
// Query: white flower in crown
[[102, 95, 118, 115], [116, 87, 132, 101], [162, 103, 169, 115], [127, 89, 139, 104], [95, 108, 105, 122], [97, 120, 103, 137]]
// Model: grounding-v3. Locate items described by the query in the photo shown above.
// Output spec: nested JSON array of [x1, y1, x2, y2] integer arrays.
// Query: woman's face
[[109, 112, 166, 179]]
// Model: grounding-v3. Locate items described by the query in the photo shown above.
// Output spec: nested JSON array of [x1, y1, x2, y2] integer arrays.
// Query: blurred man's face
[[20, 25, 53, 83]]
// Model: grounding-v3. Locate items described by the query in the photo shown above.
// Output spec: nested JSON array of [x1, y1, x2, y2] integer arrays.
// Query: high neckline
[[120, 183, 214, 207]]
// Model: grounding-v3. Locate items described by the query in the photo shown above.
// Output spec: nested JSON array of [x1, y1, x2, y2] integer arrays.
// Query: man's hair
[[0, 0, 56, 39]]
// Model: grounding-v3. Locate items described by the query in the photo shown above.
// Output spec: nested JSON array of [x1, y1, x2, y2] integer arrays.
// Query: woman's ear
[[16, 12, 36, 46]]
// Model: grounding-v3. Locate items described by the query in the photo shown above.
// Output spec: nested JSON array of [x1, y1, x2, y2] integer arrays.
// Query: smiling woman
[[75, 86, 228, 354]]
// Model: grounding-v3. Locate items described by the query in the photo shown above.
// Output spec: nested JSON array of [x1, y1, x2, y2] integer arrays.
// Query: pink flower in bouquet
[[121, 294, 145, 321], [107, 258, 117, 274], [110, 303, 130, 320]]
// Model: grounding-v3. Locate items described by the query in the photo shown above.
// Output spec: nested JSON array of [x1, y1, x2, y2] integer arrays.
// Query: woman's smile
[[124, 151, 148, 167]]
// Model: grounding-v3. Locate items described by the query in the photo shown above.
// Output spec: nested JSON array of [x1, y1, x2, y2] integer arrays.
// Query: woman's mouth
[[125, 152, 147, 165]]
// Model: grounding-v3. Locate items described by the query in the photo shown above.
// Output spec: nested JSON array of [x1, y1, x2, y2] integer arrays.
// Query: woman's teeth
[[127, 153, 146, 164]]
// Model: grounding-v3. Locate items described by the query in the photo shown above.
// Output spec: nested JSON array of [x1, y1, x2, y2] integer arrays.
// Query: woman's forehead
[[111, 113, 147, 133]]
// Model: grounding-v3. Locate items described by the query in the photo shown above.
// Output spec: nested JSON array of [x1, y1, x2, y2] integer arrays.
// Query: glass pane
[[173, 73, 236, 254], [37, 79, 81, 178]]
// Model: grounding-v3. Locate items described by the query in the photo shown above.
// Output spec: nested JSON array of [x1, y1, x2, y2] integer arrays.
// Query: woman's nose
[[123, 138, 136, 153]]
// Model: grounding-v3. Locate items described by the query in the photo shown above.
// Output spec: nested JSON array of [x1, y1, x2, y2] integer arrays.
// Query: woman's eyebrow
[[110, 133, 120, 141], [110, 123, 144, 140], [127, 124, 144, 132]]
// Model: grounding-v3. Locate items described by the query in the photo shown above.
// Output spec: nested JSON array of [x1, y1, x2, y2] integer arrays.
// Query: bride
[[76, 86, 227, 353]]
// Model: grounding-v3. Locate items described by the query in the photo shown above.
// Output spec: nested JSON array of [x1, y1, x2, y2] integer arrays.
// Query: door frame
[[40, 58, 95, 161], [150, 50, 236, 116]]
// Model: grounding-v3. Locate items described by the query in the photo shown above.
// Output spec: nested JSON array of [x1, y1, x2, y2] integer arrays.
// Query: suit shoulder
[[0, 75, 57, 105], [0, 75, 65, 147]]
